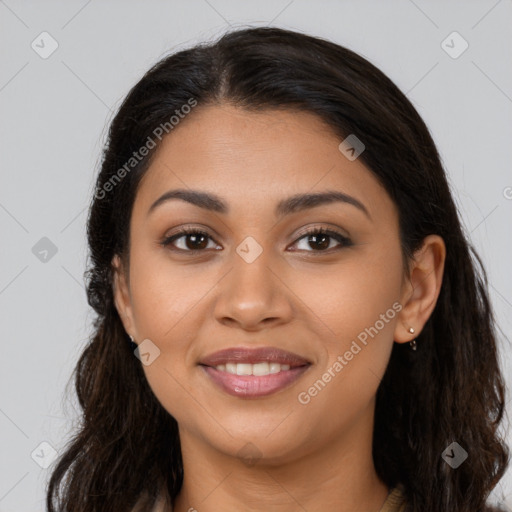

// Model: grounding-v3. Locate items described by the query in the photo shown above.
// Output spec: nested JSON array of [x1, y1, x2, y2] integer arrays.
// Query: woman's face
[[114, 104, 418, 464]]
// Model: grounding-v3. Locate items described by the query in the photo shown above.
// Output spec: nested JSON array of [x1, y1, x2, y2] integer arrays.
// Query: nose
[[213, 245, 294, 331]]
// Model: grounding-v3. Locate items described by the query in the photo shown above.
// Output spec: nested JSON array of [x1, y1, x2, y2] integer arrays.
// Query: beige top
[[136, 484, 407, 512], [379, 484, 407, 512]]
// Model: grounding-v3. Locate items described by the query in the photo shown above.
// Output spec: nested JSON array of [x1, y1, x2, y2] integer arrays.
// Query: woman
[[46, 27, 509, 512]]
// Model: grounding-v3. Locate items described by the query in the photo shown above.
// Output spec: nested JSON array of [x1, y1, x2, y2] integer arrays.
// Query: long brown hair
[[46, 27, 509, 511]]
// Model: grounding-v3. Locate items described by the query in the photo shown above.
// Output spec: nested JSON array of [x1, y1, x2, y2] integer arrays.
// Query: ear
[[394, 234, 446, 344], [112, 254, 137, 340]]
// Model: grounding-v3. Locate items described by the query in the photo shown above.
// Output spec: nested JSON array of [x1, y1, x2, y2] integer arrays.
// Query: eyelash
[[160, 226, 353, 254]]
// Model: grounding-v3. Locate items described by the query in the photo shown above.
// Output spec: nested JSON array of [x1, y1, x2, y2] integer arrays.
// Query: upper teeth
[[214, 362, 291, 376]]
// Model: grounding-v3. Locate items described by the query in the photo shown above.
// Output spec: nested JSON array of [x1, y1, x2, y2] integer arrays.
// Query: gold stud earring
[[408, 327, 417, 351]]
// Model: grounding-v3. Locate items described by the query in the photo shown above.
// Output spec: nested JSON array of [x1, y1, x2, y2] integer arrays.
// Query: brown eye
[[306, 232, 330, 250], [292, 228, 352, 252], [161, 229, 219, 252]]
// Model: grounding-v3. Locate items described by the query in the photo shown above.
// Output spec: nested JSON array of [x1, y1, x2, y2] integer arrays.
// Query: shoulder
[[379, 484, 507, 512], [151, 489, 171, 512], [130, 489, 170, 512], [380, 483, 407, 512]]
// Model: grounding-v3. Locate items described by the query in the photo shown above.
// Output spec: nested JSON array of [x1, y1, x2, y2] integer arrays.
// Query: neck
[[172, 403, 389, 512]]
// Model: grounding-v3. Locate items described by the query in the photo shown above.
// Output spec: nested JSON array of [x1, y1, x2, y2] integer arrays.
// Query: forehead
[[133, 104, 395, 222]]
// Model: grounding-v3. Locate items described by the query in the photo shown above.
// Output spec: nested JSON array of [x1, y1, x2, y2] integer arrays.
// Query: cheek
[[128, 247, 208, 340], [295, 260, 401, 426], [292, 242, 403, 412], [291, 247, 403, 346], [127, 252, 204, 420]]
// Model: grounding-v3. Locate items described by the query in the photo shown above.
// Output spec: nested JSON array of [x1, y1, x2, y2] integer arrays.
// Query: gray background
[[1, 0, 511, 509]]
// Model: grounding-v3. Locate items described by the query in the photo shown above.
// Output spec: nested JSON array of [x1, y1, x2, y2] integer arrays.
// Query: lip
[[198, 346, 311, 367], [198, 346, 312, 399], [201, 365, 311, 398]]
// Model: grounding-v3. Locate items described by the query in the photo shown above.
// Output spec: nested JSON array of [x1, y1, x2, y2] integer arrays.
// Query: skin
[[113, 104, 446, 512]]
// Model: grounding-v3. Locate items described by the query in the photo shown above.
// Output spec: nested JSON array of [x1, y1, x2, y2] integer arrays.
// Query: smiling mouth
[[205, 361, 305, 376], [198, 345, 312, 398], [199, 361, 312, 398]]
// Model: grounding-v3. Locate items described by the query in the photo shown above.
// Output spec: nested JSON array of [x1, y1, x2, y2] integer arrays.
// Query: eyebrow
[[147, 188, 371, 220]]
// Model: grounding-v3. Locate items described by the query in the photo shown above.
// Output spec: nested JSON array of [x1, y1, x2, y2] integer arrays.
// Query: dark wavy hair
[[46, 26, 509, 512]]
